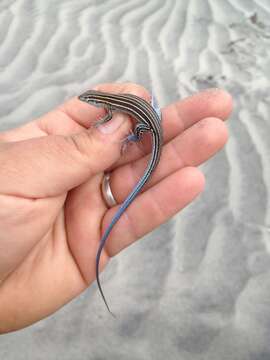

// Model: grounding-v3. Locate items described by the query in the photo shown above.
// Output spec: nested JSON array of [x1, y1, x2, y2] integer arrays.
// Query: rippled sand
[[1, 0, 270, 359]]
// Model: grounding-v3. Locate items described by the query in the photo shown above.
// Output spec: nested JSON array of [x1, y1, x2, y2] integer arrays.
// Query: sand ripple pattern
[[1, 0, 270, 359]]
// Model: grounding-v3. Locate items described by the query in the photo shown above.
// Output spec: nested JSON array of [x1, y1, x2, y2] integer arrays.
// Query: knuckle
[[67, 129, 97, 159]]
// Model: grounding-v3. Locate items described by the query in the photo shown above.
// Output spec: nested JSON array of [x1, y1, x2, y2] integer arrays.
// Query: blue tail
[[95, 185, 144, 316], [96, 124, 159, 315]]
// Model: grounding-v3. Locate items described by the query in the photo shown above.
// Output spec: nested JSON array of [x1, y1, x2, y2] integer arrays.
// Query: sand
[[1, 0, 270, 359]]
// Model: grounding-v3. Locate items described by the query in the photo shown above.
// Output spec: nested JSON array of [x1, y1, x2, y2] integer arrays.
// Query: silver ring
[[101, 173, 117, 208]]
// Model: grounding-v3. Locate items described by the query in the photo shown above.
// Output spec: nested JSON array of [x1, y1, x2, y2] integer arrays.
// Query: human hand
[[0, 83, 232, 333]]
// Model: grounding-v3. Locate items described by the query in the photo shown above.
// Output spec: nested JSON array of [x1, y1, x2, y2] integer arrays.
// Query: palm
[[0, 83, 232, 332]]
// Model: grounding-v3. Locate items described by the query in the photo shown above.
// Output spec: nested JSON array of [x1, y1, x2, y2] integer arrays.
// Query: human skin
[[0, 83, 232, 333]]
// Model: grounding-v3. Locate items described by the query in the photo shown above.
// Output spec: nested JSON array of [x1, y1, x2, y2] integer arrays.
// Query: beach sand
[[1, 0, 270, 359]]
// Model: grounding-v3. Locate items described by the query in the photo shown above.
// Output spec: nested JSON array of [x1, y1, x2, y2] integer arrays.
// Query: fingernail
[[98, 114, 126, 134]]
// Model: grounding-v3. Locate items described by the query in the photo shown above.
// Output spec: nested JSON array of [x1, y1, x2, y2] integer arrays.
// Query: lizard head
[[78, 90, 105, 107]]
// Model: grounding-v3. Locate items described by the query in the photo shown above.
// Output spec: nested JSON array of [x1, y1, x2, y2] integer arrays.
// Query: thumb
[[0, 113, 130, 198]]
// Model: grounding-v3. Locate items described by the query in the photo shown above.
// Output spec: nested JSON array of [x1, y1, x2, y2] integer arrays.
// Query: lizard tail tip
[[109, 310, 117, 319]]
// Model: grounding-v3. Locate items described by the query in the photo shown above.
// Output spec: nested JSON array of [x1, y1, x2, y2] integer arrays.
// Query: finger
[[0, 85, 231, 155], [115, 87, 232, 166], [163, 87, 232, 140], [58, 86, 232, 141], [64, 166, 204, 283], [53, 82, 151, 130], [109, 117, 228, 203], [56, 86, 232, 147], [0, 121, 46, 142], [0, 83, 150, 142], [0, 113, 131, 198], [105, 167, 205, 256]]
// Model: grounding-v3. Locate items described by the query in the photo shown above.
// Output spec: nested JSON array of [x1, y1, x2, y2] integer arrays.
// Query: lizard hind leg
[[120, 123, 150, 155], [120, 129, 139, 155]]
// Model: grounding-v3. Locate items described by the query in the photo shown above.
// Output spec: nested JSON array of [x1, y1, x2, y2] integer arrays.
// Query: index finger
[[48, 84, 233, 167], [60, 84, 232, 143], [0, 83, 232, 151]]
